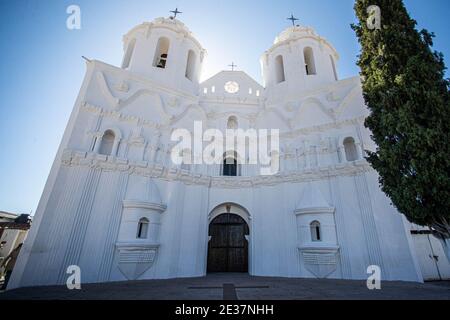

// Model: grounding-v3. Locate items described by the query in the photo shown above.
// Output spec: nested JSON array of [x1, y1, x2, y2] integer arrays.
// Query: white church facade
[[9, 16, 449, 289]]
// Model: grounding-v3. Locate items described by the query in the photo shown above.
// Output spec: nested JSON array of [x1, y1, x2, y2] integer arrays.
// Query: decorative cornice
[[294, 207, 335, 216], [122, 200, 167, 212], [298, 245, 340, 252], [116, 242, 160, 249], [81, 102, 161, 129], [282, 116, 366, 138], [81, 101, 366, 139], [205, 110, 259, 121], [61, 149, 374, 189]]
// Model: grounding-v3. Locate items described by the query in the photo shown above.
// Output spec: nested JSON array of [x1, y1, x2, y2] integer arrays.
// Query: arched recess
[[338, 135, 363, 163], [227, 115, 238, 129], [310, 220, 321, 242], [153, 37, 170, 68], [303, 47, 317, 75], [95, 127, 122, 156], [185, 50, 196, 81], [343, 137, 359, 161], [206, 203, 252, 273], [275, 55, 286, 83], [99, 130, 115, 155]]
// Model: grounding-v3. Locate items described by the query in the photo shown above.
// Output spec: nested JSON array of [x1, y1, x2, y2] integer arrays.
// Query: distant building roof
[[0, 211, 20, 220], [0, 212, 32, 230]]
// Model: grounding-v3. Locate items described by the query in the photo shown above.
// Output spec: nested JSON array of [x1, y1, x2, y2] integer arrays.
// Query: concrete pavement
[[1, 273, 449, 300]]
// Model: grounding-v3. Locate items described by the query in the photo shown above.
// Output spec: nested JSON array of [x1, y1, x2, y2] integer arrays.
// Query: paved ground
[[1, 273, 449, 300]]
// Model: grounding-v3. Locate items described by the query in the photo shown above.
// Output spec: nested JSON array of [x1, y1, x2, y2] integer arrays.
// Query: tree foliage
[[352, 0, 450, 237]]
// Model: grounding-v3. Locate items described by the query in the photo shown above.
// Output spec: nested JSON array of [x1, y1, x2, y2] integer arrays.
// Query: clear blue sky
[[0, 0, 449, 215]]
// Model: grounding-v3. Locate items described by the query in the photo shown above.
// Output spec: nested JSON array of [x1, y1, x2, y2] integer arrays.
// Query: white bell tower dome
[[121, 17, 206, 95], [261, 25, 339, 100]]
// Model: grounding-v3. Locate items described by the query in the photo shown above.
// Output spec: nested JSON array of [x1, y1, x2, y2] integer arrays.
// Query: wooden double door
[[412, 232, 450, 280], [207, 213, 249, 273]]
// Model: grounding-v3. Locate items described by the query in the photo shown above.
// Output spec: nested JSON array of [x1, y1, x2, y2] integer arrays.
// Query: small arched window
[[310, 221, 321, 242], [153, 37, 170, 69], [137, 218, 149, 239], [344, 137, 358, 162], [185, 50, 196, 81], [99, 130, 115, 156], [330, 55, 338, 81], [227, 116, 238, 129], [304, 47, 316, 75], [122, 39, 136, 69], [223, 152, 240, 176], [275, 55, 286, 83]]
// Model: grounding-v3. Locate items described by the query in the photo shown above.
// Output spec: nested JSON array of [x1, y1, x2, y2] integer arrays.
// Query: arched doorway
[[207, 213, 249, 273]]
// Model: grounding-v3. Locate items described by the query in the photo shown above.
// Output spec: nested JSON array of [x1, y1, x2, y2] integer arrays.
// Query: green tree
[[351, 0, 450, 246]]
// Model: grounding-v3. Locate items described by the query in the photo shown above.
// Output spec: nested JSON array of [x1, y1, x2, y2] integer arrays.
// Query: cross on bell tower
[[170, 8, 182, 19], [287, 13, 299, 27], [228, 62, 237, 71]]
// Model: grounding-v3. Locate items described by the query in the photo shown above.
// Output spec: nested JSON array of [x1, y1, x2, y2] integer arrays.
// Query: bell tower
[[121, 17, 206, 95], [261, 23, 339, 101]]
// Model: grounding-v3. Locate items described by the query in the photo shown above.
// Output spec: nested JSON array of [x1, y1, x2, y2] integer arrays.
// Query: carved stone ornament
[[115, 81, 129, 93], [116, 243, 160, 280], [298, 246, 339, 279]]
